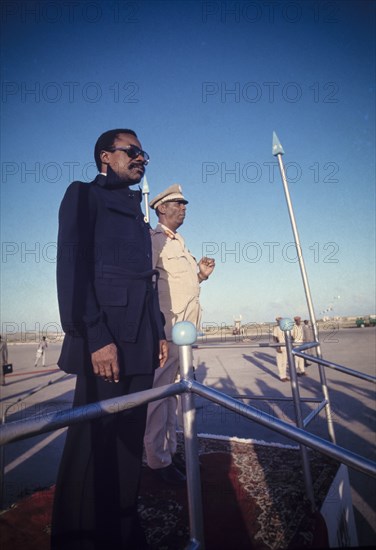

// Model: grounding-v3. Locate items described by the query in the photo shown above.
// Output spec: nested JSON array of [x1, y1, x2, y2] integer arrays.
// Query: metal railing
[[0, 320, 376, 549], [0, 372, 70, 509]]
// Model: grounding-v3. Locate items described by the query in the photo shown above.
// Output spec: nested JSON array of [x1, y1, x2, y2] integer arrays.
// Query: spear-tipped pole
[[142, 175, 150, 224], [273, 131, 336, 444]]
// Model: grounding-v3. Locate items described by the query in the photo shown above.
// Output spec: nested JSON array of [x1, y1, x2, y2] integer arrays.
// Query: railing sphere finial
[[172, 321, 197, 346], [279, 318, 294, 332]]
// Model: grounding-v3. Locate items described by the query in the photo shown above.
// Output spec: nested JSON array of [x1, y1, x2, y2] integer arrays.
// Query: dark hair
[[94, 129, 137, 171]]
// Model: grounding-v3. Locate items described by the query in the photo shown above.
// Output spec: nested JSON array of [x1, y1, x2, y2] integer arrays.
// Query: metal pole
[[0, 372, 69, 510], [0, 382, 186, 447], [142, 175, 150, 224], [187, 380, 376, 478], [273, 131, 336, 444], [293, 347, 376, 384], [284, 327, 315, 510], [173, 321, 205, 549], [0, 381, 187, 510]]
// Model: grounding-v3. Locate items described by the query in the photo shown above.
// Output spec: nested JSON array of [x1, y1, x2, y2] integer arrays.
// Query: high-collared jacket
[[56, 166, 164, 376]]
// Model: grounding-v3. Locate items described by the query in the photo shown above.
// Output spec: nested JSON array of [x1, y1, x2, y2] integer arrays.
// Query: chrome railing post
[[172, 321, 205, 550], [281, 318, 315, 510]]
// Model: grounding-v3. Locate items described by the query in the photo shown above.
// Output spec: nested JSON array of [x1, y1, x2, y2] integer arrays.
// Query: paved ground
[[0, 327, 375, 546]]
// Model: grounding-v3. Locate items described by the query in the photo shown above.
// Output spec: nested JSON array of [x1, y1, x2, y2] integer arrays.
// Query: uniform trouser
[[144, 342, 181, 469], [51, 373, 154, 550], [275, 349, 287, 379], [304, 345, 313, 366], [294, 349, 305, 373]]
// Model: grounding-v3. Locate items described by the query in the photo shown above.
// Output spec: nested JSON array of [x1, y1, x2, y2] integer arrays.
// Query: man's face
[[100, 133, 147, 183], [161, 200, 187, 231]]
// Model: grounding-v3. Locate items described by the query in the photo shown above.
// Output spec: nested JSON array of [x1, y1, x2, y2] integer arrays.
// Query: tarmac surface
[[0, 327, 375, 547]]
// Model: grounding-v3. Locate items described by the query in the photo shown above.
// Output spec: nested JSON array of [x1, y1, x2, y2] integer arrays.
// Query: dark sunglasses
[[110, 145, 150, 164]]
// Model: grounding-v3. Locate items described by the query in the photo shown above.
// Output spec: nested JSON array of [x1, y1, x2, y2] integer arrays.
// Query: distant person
[[0, 335, 9, 386], [272, 317, 289, 382], [144, 184, 215, 484], [34, 336, 48, 367], [51, 128, 167, 550], [303, 319, 314, 367], [292, 316, 306, 376]]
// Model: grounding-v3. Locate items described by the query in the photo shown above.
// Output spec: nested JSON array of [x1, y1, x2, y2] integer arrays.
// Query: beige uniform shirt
[[292, 323, 304, 343], [272, 324, 285, 346], [151, 223, 201, 340]]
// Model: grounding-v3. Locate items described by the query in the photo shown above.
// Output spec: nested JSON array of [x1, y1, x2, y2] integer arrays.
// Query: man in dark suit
[[51, 129, 168, 550]]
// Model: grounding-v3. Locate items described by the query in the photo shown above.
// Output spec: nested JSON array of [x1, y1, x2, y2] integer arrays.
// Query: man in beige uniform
[[34, 336, 48, 367], [0, 335, 9, 386], [272, 317, 289, 381], [144, 185, 215, 484], [302, 319, 314, 367], [292, 316, 306, 376]]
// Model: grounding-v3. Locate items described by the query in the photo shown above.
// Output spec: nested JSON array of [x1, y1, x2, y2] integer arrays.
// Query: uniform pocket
[[163, 252, 190, 274], [94, 281, 128, 306]]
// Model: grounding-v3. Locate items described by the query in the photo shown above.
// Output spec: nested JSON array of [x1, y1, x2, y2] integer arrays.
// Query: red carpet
[[0, 435, 337, 549]]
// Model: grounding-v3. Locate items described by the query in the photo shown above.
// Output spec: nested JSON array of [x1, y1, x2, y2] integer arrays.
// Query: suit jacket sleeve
[[57, 181, 113, 354]]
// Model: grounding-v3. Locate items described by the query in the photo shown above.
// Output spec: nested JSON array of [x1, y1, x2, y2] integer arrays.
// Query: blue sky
[[1, 0, 375, 337]]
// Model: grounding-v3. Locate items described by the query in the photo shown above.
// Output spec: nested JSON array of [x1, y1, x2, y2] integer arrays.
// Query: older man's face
[[161, 200, 187, 230], [101, 133, 147, 183]]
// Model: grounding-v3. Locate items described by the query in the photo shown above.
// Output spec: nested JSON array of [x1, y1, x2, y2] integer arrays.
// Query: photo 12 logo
[[201, 241, 340, 264], [201, 1, 340, 24], [202, 81, 339, 104], [201, 160, 340, 184], [1, 321, 63, 342], [1, 1, 140, 24], [1, 81, 140, 104], [2, 160, 98, 184]]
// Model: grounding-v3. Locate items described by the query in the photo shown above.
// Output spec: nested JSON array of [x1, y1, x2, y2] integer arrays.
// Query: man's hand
[[159, 339, 168, 368], [198, 257, 215, 281], [91, 343, 120, 383]]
